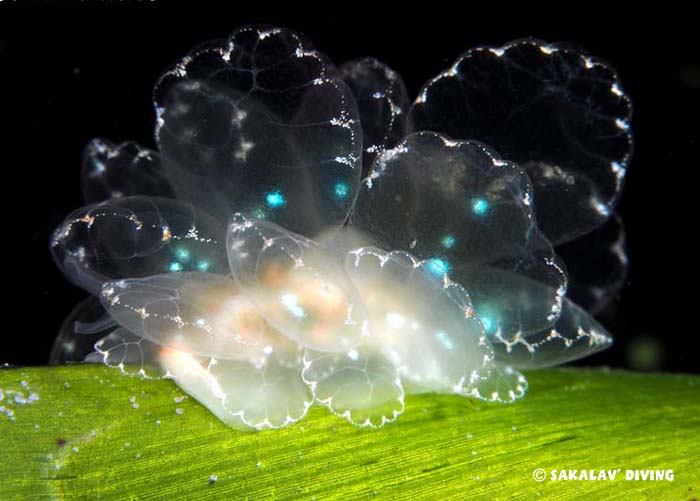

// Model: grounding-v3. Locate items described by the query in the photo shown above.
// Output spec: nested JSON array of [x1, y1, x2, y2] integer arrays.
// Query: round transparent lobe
[[81, 138, 174, 204], [85, 328, 166, 379], [350, 132, 566, 339], [487, 270, 613, 370], [50, 196, 227, 295], [159, 350, 313, 430], [49, 296, 113, 365], [345, 248, 494, 395], [100, 272, 299, 365], [409, 39, 632, 244], [302, 346, 405, 427], [467, 365, 529, 403], [556, 215, 628, 314], [227, 215, 369, 352], [154, 25, 363, 235], [339, 58, 410, 178]]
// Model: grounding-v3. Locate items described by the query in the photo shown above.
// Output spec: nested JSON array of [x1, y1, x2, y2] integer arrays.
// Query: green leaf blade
[[1, 366, 698, 499]]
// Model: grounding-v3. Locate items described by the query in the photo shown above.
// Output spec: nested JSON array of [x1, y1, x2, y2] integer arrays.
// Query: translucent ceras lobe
[[409, 39, 633, 244], [153, 26, 363, 236], [50, 25, 626, 430]]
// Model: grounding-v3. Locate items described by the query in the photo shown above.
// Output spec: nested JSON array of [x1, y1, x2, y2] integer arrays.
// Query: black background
[[1, 3, 698, 373]]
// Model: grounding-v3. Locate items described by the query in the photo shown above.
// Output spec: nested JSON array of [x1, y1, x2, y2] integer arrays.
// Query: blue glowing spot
[[195, 260, 210, 272], [441, 235, 456, 249], [265, 190, 286, 208], [427, 258, 451, 276], [471, 197, 490, 216], [281, 293, 306, 318], [168, 262, 183, 273], [436, 331, 454, 350], [175, 247, 190, 262], [480, 316, 496, 334], [333, 182, 350, 199]]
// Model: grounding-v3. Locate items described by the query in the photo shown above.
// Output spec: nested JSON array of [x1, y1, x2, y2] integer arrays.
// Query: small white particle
[[175, 408, 184, 415], [173, 396, 185, 403], [124, 442, 131, 448], [467, 433, 473, 439], [155, 420, 161, 426], [209, 474, 218, 484], [72, 447, 79, 454], [471, 451, 477, 456], [132, 403, 139, 409]]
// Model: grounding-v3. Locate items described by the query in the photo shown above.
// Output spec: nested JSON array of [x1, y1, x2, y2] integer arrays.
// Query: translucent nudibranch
[[50, 26, 631, 429]]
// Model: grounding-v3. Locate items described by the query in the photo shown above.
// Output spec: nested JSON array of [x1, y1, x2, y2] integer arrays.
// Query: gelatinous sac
[[50, 25, 630, 430]]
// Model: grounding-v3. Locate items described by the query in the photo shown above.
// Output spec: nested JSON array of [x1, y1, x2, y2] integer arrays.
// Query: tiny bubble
[[175, 408, 184, 415], [471, 451, 477, 456], [34, 424, 40, 430], [129, 396, 136, 403], [63, 382, 71, 389], [512, 426, 518, 432], [467, 433, 473, 439], [72, 447, 79, 453], [173, 396, 185, 403], [132, 403, 140, 409], [209, 474, 218, 484], [256, 461, 263, 468], [124, 442, 131, 448], [135, 453, 141, 459], [20, 380, 28, 388], [155, 420, 161, 425]]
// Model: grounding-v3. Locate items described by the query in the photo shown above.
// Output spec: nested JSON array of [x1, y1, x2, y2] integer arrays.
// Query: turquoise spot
[[441, 235, 456, 249], [281, 293, 306, 319], [427, 258, 451, 276], [471, 197, 489, 216], [333, 182, 350, 199], [265, 190, 286, 208], [481, 316, 495, 333], [175, 248, 190, 262], [436, 331, 454, 350], [195, 260, 210, 272], [168, 262, 183, 273]]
